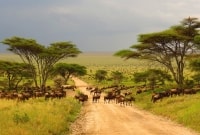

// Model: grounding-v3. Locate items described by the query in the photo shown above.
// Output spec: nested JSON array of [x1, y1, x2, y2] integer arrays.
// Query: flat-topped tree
[[115, 17, 200, 88], [0, 60, 33, 90], [1, 36, 81, 89], [53, 63, 87, 85]]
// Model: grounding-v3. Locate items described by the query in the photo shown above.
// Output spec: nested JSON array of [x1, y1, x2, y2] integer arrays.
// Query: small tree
[[110, 71, 124, 85], [0, 61, 33, 90], [94, 70, 107, 82], [146, 69, 172, 90], [133, 72, 148, 86], [133, 69, 172, 90], [52, 63, 87, 84]]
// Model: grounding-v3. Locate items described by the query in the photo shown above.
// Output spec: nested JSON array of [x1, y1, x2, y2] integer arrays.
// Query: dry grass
[[0, 97, 81, 135]]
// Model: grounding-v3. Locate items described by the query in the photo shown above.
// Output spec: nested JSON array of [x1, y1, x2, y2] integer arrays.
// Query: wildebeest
[[115, 95, 126, 106], [74, 93, 88, 104], [169, 88, 183, 97], [136, 89, 142, 95], [125, 96, 135, 106], [151, 90, 170, 103], [0, 91, 6, 99], [44, 91, 55, 100], [33, 91, 44, 98], [183, 89, 196, 95], [44, 89, 66, 100], [90, 87, 102, 95], [62, 85, 76, 90], [17, 92, 31, 102], [151, 92, 164, 103], [92, 93, 101, 103], [104, 91, 116, 103]]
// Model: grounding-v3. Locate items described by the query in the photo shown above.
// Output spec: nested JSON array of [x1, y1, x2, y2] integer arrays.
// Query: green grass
[[134, 91, 200, 133], [0, 97, 81, 135]]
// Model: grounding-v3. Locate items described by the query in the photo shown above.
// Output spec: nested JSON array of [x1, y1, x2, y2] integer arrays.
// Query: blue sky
[[0, 0, 200, 52]]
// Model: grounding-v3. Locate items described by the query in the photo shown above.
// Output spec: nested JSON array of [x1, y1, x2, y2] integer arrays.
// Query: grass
[[0, 97, 81, 135], [134, 90, 200, 133], [1, 52, 200, 133]]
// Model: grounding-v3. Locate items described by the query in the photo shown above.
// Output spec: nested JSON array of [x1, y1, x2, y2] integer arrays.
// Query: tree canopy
[[95, 70, 107, 82], [0, 60, 33, 90], [115, 17, 200, 88], [133, 69, 172, 89], [53, 63, 87, 84], [1, 36, 81, 89], [110, 71, 124, 85]]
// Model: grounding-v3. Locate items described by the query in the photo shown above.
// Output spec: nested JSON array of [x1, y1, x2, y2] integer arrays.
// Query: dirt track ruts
[[70, 77, 199, 135]]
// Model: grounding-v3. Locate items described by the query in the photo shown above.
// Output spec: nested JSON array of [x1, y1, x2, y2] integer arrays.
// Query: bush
[[13, 111, 30, 124]]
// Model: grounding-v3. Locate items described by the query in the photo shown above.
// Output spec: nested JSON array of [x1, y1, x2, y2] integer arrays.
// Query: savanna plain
[[0, 52, 200, 135]]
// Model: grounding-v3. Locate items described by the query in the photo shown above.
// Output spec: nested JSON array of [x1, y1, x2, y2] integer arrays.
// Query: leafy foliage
[[0, 60, 33, 90], [95, 70, 107, 82], [1, 36, 81, 89], [115, 17, 200, 88], [53, 63, 87, 84], [133, 69, 172, 89], [189, 59, 200, 72], [110, 71, 124, 85]]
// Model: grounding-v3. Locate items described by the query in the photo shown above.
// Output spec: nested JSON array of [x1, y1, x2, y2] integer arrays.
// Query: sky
[[0, 0, 200, 52]]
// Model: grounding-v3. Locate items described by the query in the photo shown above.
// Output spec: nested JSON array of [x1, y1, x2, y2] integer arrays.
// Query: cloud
[[0, 0, 200, 52]]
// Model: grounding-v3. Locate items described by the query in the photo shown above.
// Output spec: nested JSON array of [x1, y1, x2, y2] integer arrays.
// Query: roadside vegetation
[[0, 97, 81, 135], [0, 37, 84, 135], [134, 90, 200, 132]]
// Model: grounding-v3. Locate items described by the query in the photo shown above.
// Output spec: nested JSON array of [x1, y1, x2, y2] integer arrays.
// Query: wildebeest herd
[[74, 84, 200, 105], [73, 85, 136, 106], [0, 85, 76, 102], [151, 88, 198, 103], [1, 83, 199, 106]]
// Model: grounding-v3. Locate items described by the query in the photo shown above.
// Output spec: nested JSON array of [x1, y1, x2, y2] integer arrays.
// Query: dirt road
[[70, 77, 199, 135]]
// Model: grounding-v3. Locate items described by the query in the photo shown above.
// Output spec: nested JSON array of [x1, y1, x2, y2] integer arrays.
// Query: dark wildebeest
[[17, 92, 31, 102], [136, 89, 142, 95], [183, 89, 196, 95], [92, 93, 101, 103], [125, 96, 135, 106], [62, 85, 76, 91], [169, 88, 182, 97], [90, 87, 102, 95], [104, 91, 116, 103], [74, 93, 88, 104], [151, 90, 171, 103], [151, 92, 163, 103], [116, 95, 126, 106]]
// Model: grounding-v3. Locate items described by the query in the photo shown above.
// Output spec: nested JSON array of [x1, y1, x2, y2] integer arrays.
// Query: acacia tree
[[95, 70, 107, 82], [110, 71, 124, 85], [133, 72, 148, 86], [1, 36, 81, 89], [133, 69, 172, 90], [115, 17, 200, 88], [0, 61, 33, 90], [52, 63, 87, 84]]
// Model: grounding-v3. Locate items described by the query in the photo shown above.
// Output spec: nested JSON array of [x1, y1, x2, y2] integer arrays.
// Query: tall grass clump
[[0, 97, 81, 135]]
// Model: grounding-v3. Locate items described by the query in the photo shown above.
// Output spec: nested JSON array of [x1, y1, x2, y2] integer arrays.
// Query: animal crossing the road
[[70, 77, 199, 135]]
